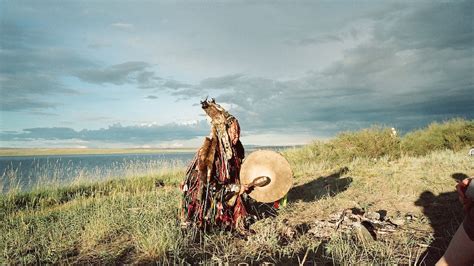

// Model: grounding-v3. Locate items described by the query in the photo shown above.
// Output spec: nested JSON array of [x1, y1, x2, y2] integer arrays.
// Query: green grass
[[0, 172, 185, 264], [2, 190, 184, 264], [0, 170, 184, 219], [401, 118, 474, 156], [1, 118, 473, 264], [284, 118, 473, 168]]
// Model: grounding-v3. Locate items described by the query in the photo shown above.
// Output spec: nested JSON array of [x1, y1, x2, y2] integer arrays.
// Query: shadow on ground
[[414, 173, 467, 265], [288, 167, 352, 203]]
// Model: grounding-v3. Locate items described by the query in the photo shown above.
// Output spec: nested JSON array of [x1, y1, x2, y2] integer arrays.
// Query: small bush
[[401, 118, 474, 156], [331, 127, 401, 161], [285, 126, 401, 167], [285, 119, 473, 167]]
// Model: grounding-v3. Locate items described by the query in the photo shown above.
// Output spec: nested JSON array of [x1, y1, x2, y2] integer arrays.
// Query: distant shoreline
[[0, 148, 197, 157], [0, 145, 300, 157]]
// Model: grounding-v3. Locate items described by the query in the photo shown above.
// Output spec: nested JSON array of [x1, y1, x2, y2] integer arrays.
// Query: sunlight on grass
[[0, 119, 473, 264]]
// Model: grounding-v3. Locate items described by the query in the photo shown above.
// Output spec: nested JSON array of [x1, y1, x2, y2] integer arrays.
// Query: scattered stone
[[361, 220, 378, 240], [389, 217, 405, 226], [280, 208, 409, 244], [329, 212, 342, 222], [405, 213, 417, 221], [376, 210, 388, 221], [353, 222, 376, 244], [364, 211, 381, 221], [350, 207, 365, 216], [308, 220, 336, 238], [347, 213, 362, 223]]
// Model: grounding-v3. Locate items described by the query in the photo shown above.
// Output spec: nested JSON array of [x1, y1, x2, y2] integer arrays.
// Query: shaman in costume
[[181, 99, 248, 231], [180, 98, 294, 233]]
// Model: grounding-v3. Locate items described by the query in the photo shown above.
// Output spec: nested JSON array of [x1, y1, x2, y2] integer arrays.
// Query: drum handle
[[249, 176, 271, 187]]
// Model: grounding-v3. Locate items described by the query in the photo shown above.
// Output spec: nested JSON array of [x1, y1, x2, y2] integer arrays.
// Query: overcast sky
[[0, 0, 473, 148]]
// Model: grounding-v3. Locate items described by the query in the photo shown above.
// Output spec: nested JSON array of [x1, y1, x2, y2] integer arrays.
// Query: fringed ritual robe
[[180, 100, 248, 232]]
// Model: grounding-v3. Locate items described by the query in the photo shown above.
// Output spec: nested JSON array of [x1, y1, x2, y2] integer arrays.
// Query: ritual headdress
[[240, 150, 293, 203]]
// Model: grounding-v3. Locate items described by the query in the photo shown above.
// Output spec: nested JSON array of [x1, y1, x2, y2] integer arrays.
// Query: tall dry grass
[[1, 118, 473, 264], [1, 158, 186, 193], [401, 118, 474, 156], [285, 118, 473, 168]]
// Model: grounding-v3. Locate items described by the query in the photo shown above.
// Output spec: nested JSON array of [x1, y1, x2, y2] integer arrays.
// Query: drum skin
[[240, 150, 293, 203]]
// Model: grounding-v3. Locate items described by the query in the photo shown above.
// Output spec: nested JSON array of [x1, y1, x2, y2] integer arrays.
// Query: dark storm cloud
[[0, 23, 91, 111], [145, 95, 158, 99], [170, 88, 204, 99], [183, 1, 474, 135], [0, 21, 182, 112], [75, 62, 194, 92], [1, 74, 74, 111], [199, 74, 244, 89], [200, 75, 379, 134], [137, 71, 161, 89], [75, 61, 152, 85], [0, 21, 169, 112], [2, 1, 473, 145], [0, 98, 58, 112], [162, 80, 192, 90], [373, 1, 474, 50], [293, 34, 344, 46], [0, 120, 209, 143]]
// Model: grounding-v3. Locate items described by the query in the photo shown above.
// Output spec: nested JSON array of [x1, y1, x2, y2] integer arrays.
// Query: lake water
[[0, 152, 195, 193]]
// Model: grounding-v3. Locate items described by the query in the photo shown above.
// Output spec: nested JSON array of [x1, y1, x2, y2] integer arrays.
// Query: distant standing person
[[436, 177, 474, 265]]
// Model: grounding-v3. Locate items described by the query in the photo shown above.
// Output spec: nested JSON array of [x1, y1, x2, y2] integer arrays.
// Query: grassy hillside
[[1, 119, 473, 264]]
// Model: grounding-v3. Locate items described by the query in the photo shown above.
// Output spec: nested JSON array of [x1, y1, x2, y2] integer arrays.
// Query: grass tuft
[[401, 118, 474, 156]]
